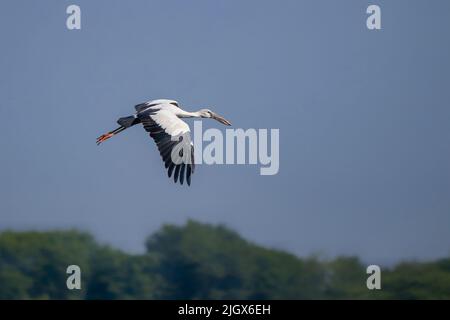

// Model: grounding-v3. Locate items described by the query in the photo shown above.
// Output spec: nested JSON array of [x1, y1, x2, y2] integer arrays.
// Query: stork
[[96, 99, 231, 186]]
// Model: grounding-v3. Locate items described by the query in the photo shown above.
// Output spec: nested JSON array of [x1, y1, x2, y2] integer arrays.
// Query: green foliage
[[146, 220, 326, 299], [323, 257, 371, 299], [0, 221, 449, 299], [0, 230, 95, 299], [380, 260, 450, 299]]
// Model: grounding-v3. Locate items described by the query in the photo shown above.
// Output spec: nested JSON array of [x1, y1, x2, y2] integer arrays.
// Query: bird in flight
[[96, 99, 231, 186]]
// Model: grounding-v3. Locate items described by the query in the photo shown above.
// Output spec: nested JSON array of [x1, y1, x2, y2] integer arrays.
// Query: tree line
[[0, 220, 449, 299]]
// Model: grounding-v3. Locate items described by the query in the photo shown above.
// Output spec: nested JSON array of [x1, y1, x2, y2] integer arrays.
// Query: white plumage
[[97, 99, 231, 186]]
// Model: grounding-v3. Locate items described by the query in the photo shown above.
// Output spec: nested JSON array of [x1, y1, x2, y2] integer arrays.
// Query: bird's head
[[198, 109, 232, 126]]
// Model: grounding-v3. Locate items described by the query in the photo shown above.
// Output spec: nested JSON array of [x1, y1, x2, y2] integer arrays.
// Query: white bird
[[96, 99, 231, 186]]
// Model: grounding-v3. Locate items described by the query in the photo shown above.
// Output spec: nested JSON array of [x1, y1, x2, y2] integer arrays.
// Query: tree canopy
[[0, 220, 448, 299]]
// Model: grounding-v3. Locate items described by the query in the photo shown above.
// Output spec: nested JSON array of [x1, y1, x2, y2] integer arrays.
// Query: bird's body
[[97, 99, 231, 186]]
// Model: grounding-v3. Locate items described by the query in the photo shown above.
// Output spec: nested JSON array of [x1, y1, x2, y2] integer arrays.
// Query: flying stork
[[96, 99, 231, 186]]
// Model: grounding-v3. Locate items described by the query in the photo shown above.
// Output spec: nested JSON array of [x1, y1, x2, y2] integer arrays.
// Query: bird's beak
[[211, 112, 232, 126]]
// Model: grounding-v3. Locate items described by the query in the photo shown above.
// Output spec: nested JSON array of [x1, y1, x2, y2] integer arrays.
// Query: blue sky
[[1, 0, 449, 265]]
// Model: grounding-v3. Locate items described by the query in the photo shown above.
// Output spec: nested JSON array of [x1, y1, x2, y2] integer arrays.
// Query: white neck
[[176, 110, 202, 118]]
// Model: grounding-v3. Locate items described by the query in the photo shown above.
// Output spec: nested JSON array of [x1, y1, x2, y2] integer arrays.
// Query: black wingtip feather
[[168, 163, 175, 178], [179, 164, 185, 185], [186, 165, 192, 186], [174, 165, 180, 183]]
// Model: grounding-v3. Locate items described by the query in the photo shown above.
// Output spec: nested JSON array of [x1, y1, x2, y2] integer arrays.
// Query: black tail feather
[[117, 116, 138, 128]]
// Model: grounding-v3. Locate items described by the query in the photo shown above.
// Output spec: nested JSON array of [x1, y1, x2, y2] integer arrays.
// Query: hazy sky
[[1, 0, 449, 265]]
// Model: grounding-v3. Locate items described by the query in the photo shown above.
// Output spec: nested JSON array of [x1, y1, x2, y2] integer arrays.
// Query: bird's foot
[[96, 133, 114, 145]]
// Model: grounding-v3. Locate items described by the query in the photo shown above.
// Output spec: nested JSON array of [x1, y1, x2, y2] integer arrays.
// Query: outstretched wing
[[137, 107, 195, 186]]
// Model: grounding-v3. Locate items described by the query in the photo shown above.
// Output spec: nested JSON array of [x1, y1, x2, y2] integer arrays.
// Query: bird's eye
[[170, 102, 179, 107]]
